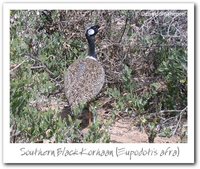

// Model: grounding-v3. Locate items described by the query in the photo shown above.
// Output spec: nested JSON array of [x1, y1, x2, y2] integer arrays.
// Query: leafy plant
[[10, 10, 187, 143], [83, 120, 110, 143]]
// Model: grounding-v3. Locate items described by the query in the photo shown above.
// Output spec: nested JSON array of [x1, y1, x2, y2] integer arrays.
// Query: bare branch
[[10, 59, 27, 72], [159, 107, 187, 114]]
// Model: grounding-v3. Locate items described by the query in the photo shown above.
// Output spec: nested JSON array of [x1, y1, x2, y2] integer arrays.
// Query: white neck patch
[[86, 56, 97, 61], [88, 29, 95, 36]]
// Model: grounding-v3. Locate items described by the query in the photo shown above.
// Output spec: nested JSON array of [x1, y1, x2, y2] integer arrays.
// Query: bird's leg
[[88, 111, 93, 126], [89, 104, 97, 125], [88, 103, 94, 126]]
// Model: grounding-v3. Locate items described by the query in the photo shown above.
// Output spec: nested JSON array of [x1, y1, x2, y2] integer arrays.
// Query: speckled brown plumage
[[64, 57, 105, 109]]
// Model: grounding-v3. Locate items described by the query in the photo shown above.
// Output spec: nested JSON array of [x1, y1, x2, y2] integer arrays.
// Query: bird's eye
[[88, 29, 95, 36]]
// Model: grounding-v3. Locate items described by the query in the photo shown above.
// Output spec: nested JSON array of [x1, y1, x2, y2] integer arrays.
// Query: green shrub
[[10, 10, 187, 143]]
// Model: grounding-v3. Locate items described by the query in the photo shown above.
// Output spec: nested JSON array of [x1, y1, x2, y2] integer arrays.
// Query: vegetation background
[[10, 10, 187, 143]]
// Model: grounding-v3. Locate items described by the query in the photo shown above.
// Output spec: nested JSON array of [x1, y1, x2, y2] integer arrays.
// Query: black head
[[85, 25, 100, 38]]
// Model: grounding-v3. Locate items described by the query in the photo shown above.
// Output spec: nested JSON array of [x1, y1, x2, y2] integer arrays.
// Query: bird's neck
[[87, 36, 97, 59]]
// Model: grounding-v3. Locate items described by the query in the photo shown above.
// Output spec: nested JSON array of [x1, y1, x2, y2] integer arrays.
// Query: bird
[[64, 25, 105, 125]]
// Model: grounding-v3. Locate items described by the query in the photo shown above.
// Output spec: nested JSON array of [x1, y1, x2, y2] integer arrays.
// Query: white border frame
[[3, 2, 194, 164]]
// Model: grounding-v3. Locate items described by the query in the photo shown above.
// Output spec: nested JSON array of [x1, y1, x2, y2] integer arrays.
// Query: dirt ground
[[109, 118, 180, 143], [35, 95, 184, 143]]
